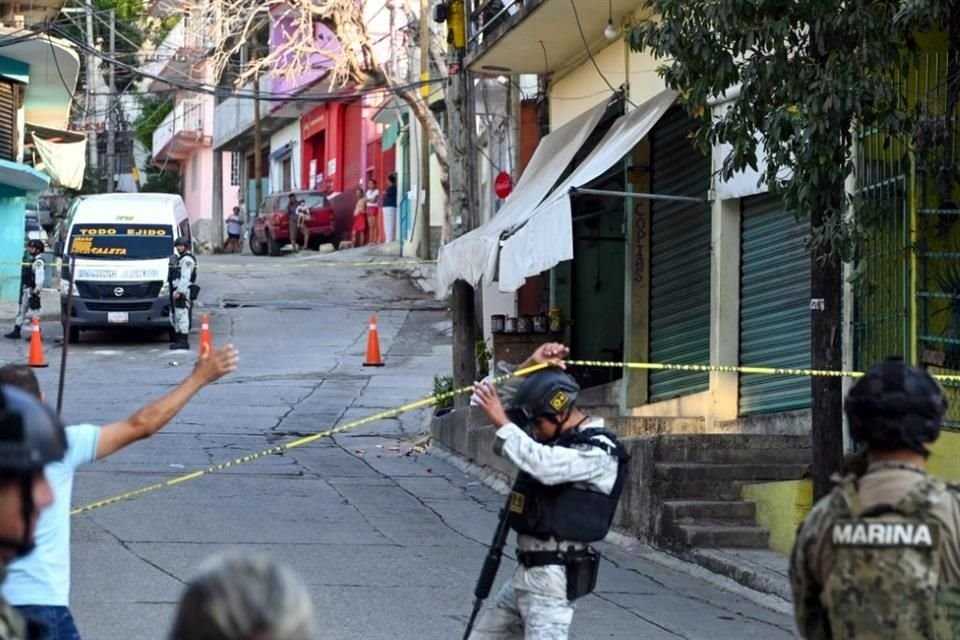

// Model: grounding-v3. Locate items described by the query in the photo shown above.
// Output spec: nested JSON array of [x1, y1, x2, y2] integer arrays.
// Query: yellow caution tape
[[70, 356, 960, 517], [70, 362, 549, 517], [0, 259, 436, 268]]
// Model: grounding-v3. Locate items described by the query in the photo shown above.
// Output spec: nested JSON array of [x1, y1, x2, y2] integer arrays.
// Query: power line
[[49, 23, 447, 105]]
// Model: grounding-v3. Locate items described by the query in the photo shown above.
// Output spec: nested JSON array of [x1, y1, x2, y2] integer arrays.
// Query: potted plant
[[433, 374, 454, 416]]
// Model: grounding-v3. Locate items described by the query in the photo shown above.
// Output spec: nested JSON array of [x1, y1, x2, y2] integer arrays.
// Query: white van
[[57, 193, 191, 343]]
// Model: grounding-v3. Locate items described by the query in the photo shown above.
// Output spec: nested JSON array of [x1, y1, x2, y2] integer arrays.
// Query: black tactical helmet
[[174, 236, 190, 248], [845, 358, 946, 455], [0, 385, 66, 472], [26, 239, 44, 252], [0, 384, 66, 557], [507, 369, 580, 429]]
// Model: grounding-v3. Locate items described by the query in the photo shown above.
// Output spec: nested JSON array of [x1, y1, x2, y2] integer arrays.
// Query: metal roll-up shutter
[[739, 193, 811, 414], [342, 102, 363, 191], [649, 107, 711, 401], [0, 81, 17, 162]]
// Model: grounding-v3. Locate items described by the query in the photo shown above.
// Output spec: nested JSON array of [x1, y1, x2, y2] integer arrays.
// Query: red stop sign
[[494, 171, 513, 199]]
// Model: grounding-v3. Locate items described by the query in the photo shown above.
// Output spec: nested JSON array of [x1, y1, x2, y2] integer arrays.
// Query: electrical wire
[[48, 23, 447, 104], [568, 0, 635, 108]]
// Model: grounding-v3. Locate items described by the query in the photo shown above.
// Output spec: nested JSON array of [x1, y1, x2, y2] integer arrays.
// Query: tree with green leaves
[[631, 0, 957, 497]]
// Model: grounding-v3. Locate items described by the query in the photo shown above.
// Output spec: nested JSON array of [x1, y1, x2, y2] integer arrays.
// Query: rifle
[[463, 491, 514, 640]]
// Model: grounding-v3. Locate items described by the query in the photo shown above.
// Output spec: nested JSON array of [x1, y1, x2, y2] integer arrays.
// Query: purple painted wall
[[270, 12, 339, 96]]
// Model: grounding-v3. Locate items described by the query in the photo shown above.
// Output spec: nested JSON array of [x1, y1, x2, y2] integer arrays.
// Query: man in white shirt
[[0, 344, 239, 640], [470, 362, 629, 639], [224, 207, 243, 254]]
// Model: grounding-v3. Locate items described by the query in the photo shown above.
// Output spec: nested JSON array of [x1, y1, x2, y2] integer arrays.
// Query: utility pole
[[251, 44, 264, 216], [213, 151, 224, 250], [84, 0, 98, 179], [444, 0, 479, 406], [105, 9, 116, 193], [417, 0, 431, 260]]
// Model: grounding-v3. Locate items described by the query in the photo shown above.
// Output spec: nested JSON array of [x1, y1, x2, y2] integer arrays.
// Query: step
[[654, 434, 811, 463], [657, 446, 812, 466], [669, 523, 770, 548], [662, 500, 757, 524], [654, 462, 810, 483], [661, 479, 748, 500]]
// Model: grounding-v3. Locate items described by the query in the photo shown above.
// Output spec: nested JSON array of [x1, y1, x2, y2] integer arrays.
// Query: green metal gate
[[739, 194, 811, 414], [649, 107, 711, 401]]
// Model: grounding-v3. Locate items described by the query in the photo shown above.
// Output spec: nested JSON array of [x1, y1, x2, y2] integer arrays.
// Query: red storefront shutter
[[342, 102, 363, 193], [367, 138, 382, 186]]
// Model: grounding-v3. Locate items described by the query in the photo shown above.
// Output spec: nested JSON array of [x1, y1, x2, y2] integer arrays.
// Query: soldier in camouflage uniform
[[168, 237, 197, 351], [0, 385, 66, 640], [790, 358, 960, 639]]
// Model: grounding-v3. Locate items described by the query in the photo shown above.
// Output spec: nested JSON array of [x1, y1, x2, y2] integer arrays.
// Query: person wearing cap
[[5, 240, 46, 341], [790, 358, 960, 639], [469, 356, 629, 639], [0, 384, 66, 640], [168, 237, 197, 351]]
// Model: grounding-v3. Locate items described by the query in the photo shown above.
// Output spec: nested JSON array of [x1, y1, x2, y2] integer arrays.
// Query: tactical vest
[[507, 427, 629, 543], [820, 474, 960, 639], [168, 252, 197, 285]]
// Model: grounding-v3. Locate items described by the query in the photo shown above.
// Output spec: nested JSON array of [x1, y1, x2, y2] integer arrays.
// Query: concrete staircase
[[654, 435, 811, 548]]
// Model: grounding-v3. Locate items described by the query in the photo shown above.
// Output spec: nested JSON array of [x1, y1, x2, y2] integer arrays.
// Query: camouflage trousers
[[170, 299, 191, 334], [468, 578, 575, 640], [14, 289, 38, 328]]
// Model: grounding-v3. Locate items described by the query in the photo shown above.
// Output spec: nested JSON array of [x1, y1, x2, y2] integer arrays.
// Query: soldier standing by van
[[168, 237, 197, 351], [5, 240, 45, 341], [790, 358, 960, 639]]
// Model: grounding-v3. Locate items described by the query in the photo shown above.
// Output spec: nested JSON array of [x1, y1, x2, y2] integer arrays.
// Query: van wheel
[[249, 235, 267, 256], [266, 233, 281, 257], [68, 326, 80, 344]]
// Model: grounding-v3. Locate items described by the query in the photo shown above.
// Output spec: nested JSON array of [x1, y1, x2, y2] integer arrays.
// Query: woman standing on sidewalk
[[365, 178, 381, 244], [352, 188, 368, 247]]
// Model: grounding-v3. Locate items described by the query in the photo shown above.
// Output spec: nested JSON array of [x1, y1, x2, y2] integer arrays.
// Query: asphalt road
[[0, 251, 798, 639]]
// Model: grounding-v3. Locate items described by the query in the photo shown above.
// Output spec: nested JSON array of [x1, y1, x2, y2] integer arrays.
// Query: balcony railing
[[153, 100, 206, 158], [213, 75, 271, 150]]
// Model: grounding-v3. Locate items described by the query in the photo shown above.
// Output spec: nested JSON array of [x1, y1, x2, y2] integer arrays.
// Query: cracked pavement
[[2, 252, 798, 639]]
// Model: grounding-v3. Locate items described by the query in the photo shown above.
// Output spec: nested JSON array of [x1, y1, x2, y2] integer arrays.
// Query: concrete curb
[[428, 444, 794, 617]]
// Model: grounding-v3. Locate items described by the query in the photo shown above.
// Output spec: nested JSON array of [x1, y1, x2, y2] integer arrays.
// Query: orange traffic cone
[[363, 315, 384, 367], [199, 314, 213, 357], [27, 317, 47, 368]]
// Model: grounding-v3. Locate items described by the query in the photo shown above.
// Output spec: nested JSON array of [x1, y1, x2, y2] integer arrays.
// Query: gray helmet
[[174, 237, 190, 248], [845, 358, 946, 455], [0, 385, 66, 557], [507, 369, 580, 429], [26, 239, 44, 252]]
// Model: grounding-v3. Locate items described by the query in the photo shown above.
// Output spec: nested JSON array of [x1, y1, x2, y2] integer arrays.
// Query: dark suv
[[250, 190, 336, 256]]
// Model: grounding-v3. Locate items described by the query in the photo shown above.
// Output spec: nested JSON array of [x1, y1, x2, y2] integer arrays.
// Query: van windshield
[[69, 224, 175, 260]]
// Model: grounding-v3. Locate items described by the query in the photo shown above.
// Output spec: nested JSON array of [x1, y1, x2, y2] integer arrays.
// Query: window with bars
[[230, 153, 240, 185]]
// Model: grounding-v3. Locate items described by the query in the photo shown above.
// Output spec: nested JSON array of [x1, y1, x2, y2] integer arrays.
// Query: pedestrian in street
[[381, 172, 398, 243], [287, 194, 300, 253], [0, 384, 65, 640], [468, 358, 630, 640], [352, 187, 368, 247], [168, 551, 314, 640], [225, 207, 243, 254], [169, 236, 197, 351], [296, 199, 311, 250], [790, 357, 960, 639], [365, 177, 381, 244], [0, 344, 239, 640], [5, 240, 45, 341]]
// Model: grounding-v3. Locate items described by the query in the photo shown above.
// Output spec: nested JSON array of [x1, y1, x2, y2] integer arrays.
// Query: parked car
[[250, 190, 336, 256], [25, 214, 48, 246]]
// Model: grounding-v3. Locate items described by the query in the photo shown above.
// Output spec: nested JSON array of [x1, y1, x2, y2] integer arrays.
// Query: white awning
[[497, 88, 678, 292], [435, 98, 611, 296], [28, 124, 87, 190]]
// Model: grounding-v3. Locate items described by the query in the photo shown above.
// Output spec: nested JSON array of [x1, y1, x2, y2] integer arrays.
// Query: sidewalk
[[0, 288, 60, 324]]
